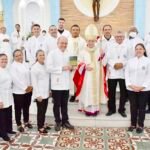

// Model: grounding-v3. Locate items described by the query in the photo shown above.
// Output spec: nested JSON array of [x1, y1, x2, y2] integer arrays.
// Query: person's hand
[[25, 86, 33, 93], [62, 65, 72, 71], [0, 102, 4, 109], [86, 64, 93, 71], [129, 85, 145, 92], [36, 96, 43, 102], [114, 63, 123, 70]]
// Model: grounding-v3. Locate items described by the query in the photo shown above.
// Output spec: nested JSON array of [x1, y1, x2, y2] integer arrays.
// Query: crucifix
[[92, 0, 100, 22]]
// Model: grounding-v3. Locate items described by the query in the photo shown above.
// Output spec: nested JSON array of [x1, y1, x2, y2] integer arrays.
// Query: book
[[69, 56, 78, 66]]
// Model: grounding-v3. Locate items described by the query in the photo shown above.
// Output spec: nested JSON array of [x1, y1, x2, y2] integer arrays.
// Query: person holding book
[[67, 24, 86, 102]]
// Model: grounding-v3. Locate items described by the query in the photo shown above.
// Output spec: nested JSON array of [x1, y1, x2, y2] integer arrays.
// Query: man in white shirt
[[57, 18, 71, 38], [67, 24, 86, 102], [104, 31, 128, 117], [97, 24, 115, 104], [46, 36, 74, 131], [126, 26, 144, 59], [11, 24, 24, 51], [25, 24, 47, 65], [45, 25, 58, 54]]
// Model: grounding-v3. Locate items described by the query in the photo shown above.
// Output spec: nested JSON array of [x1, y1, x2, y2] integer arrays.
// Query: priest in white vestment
[[76, 24, 101, 116]]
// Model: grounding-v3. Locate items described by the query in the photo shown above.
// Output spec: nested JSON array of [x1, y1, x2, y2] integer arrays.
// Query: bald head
[[57, 36, 68, 52]]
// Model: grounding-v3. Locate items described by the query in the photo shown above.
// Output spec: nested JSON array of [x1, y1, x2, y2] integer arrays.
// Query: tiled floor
[[0, 125, 150, 150]]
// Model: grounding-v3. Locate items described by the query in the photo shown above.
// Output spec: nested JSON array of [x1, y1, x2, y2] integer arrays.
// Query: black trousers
[[52, 90, 69, 124], [128, 90, 149, 127], [13, 92, 32, 126], [36, 98, 48, 129], [108, 79, 127, 113], [147, 91, 150, 110], [0, 106, 13, 137]]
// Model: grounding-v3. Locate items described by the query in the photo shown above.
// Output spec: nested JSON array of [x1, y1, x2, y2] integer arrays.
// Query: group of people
[[0, 17, 150, 142]]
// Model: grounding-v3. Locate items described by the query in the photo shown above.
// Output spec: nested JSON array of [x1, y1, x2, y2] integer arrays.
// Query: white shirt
[[10, 61, 31, 94], [125, 56, 150, 91], [0, 67, 13, 108], [45, 34, 58, 53], [57, 29, 71, 38], [145, 33, 150, 57], [97, 35, 115, 54], [67, 36, 86, 56], [104, 42, 128, 79], [126, 36, 144, 59], [31, 62, 50, 99], [46, 48, 70, 90], [25, 35, 47, 65], [11, 30, 23, 51]]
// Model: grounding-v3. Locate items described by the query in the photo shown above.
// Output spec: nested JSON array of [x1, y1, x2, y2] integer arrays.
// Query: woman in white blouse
[[10, 49, 33, 132], [0, 53, 15, 141], [31, 50, 50, 133], [125, 43, 150, 134]]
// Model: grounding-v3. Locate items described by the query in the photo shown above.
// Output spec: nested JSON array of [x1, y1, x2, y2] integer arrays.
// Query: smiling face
[[71, 26, 80, 38], [57, 36, 68, 52], [87, 39, 96, 48], [32, 25, 41, 37], [135, 44, 146, 58], [13, 50, 23, 63], [0, 54, 8, 68], [36, 50, 45, 64]]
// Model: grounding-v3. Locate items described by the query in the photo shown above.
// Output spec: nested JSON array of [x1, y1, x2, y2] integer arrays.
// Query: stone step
[[29, 99, 150, 127]]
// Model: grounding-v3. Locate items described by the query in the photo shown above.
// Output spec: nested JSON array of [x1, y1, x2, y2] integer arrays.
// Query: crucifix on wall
[[92, 0, 100, 22]]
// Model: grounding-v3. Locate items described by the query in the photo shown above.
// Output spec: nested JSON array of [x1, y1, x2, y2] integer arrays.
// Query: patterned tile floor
[[0, 125, 150, 150]]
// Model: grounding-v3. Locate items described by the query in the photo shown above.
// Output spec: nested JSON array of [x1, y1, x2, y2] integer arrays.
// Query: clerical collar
[[104, 36, 111, 41], [58, 29, 64, 34]]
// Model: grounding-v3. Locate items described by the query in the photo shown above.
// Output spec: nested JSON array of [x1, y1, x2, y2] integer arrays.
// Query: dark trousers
[[128, 90, 149, 127], [0, 106, 13, 137], [108, 79, 127, 113], [52, 90, 69, 124], [13, 92, 32, 126], [36, 98, 48, 129], [147, 91, 150, 110]]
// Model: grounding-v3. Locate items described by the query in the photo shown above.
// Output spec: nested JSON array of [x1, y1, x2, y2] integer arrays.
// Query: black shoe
[[69, 96, 75, 102], [136, 127, 143, 134], [45, 126, 51, 130], [7, 131, 16, 134], [145, 109, 150, 114], [1, 135, 11, 141], [119, 112, 127, 118], [17, 126, 24, 133], [25, 123, 33, 129], [62, 122, 74, 130], [128, 126, 136, 132], [38, 128, 48, 134], [55, 123, 61, 131], [106, 111, 115, 116]]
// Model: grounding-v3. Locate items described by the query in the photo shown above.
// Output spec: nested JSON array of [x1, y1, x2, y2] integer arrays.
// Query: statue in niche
[[92, 0, 100, 22]]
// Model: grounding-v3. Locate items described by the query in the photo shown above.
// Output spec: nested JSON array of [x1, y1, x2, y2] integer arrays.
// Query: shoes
[[145, 109, 150, 114], [7, 131, 16, 134], [25, 123, 33, 129], [62, 122, 74, 130], [69, 96, 75, 102], [45, 126, 51, 130], [136, 127, 143, 134], [128, 126, 136, 132], [55, 123, 61, 131], [38, 128, 48, 134], [106, 111, 116, 116], [17, 126, 24, 133], [2, 135, 11, 142], [119, 112, 127, 118]]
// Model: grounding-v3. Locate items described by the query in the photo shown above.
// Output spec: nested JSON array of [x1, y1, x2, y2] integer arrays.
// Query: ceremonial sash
[[73, 63, 86, 96]]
